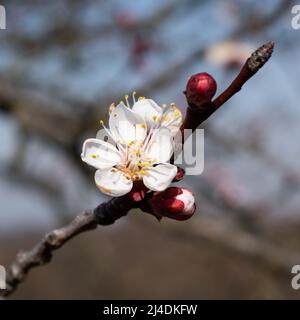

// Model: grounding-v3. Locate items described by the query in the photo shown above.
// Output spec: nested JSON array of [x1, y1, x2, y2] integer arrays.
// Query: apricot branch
[[182, 41, 274, 132], [1, 41, 274, 299], [1, 196, 137, 297]]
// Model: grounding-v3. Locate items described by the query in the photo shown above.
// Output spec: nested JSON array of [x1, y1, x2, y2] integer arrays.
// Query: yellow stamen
[[125, 95, 130, 107], [164, 114, 170, 122], [174, 109, 181, 119], [132, 91, 137, 103], [109, 102, 115, 113], [152, 115, 157, 121], [141, 124, 146, 129], [138, 96, 145, 101]]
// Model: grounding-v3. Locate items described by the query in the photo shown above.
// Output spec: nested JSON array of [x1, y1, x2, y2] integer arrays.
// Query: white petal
[[131, 99, 163, 128], [176, 188, 196, 214], [143, 163, 177, 192], [109, 103, 146, 145], [147, 127, 174, 163], [95, 169, 133, 197], [81, 138, 121, 170], [161, 106, 182, 136]]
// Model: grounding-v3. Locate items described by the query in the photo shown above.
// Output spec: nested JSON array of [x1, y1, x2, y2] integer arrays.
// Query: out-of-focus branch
[[0, 83, 87, 147], [183, 42, 274, 131], [164, 216, 298, 277], [1, 196, 139, 298]]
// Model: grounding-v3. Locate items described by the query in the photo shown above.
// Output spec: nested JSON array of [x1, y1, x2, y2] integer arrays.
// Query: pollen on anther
[[125, 95, 130, 107], [152, 115, 157, 121], [174, 109, 181, 119], [109, 103, 115, 113], [141, 124, 146, 129], [164, 114, 170, 122]]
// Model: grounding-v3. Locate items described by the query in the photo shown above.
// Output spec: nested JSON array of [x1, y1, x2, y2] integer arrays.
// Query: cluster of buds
[[83, 70, 220, 223], [118, 73, 219, 221], [141, 73, 218, 221]]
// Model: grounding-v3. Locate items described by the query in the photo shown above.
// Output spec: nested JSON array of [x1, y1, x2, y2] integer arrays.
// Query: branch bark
[[1, 196, 138, 297], [182, 41, 274, 132]]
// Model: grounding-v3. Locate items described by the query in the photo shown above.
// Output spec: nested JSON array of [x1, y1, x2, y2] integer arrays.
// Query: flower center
[[117, 141, 153, 181]]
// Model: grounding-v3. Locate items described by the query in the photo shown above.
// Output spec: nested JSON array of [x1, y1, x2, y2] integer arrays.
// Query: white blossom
[[81, 94, 182, 197]]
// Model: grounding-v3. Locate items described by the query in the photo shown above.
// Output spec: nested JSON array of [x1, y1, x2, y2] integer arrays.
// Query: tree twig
[[182, 41, 274, 131], [1, 196, 138, 297]]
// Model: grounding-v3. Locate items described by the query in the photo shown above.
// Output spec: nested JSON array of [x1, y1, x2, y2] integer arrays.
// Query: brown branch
[[1, 196, 139, 298], [1, 41, 275, 299], [182, 41, 274, 132]]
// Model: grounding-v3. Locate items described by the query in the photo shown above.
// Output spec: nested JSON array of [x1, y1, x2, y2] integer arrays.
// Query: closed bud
[[128, 181, 148, 202], [172, 166, 185, 182], [149, 187, 196, 221], [185, 72, 217, 106]]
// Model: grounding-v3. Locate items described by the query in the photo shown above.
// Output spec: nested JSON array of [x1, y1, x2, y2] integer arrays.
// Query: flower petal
[[109, 103, 146, 145], [147, 127, 174, 163], [143, 163, 177, 192], [81, 138, 121, 170], [161, 106, 182, 136], [131, 99, 163, 128], [95, 169, 133, 197]]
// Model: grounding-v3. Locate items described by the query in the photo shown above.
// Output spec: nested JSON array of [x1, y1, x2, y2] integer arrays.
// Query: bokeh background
[[1, 0, 300, 299]]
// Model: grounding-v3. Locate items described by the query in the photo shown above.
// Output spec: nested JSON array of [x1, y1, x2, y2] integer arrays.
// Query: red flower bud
[[185, 72, 217, 106], [128, 181, 149, 202], [172, 167, 185, 182], [149, 187, 196, 221]]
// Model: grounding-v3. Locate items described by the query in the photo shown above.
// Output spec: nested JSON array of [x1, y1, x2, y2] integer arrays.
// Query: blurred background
[[0, 0, 300, 299]]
